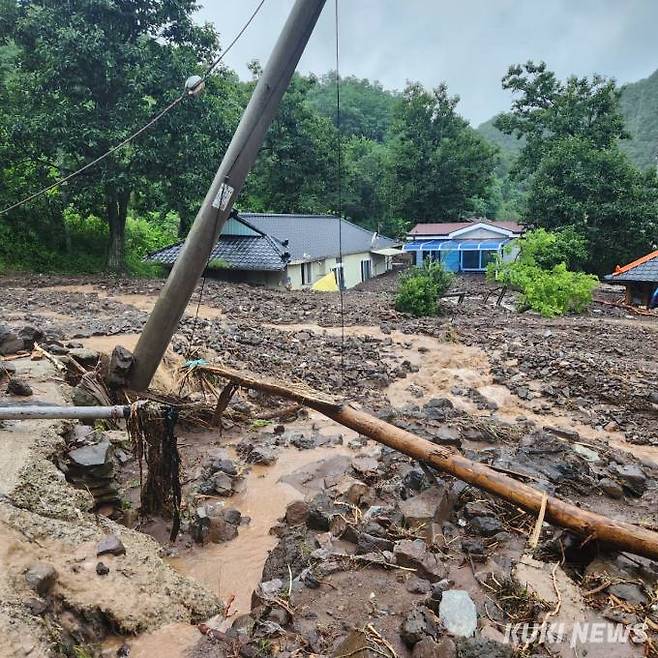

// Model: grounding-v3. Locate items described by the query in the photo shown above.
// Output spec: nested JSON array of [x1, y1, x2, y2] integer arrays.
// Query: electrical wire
[[0, 0, 267, 217], [334, 0, 346, 375]]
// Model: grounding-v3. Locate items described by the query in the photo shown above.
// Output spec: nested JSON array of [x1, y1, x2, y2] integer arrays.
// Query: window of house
[[360, 259, 372, 282], [301, 262, 312, 285], [480, 250, 497, 269], [461, 250, 480, 270]]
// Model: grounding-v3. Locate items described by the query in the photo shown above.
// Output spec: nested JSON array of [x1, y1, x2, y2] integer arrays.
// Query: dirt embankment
[[0, 274, 657, 657]]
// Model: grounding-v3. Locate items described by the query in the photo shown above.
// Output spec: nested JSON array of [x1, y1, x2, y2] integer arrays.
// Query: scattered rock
[[467, 516, 503, 537], [438, 590, 477, 637], [400, 606, 440, 648], [598, 477, 624, 499], [285, 500, 310, 526], [414, 637, 456, 658], [68, 347, 100, 368], [106, 345, 134, 389], [211, 471, 236, 496], [394, 539, 446, 582], [607, 582, 648, 605], [0, 325, 24, 355], [613, 464, 647, 497], [96, 562, 110, 576], [6, 377, 32, 396], [25, 563, 58, 596], [96, 534, 126, 557], [406, 576, 432, 595], [399, 485, 452, 530]]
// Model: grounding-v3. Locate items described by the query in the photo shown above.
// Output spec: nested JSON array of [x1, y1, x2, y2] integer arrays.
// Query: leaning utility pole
[[129, 0, 327, 391]]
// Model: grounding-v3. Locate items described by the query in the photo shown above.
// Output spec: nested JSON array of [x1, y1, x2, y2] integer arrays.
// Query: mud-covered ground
[[0, 272, 657, 658]]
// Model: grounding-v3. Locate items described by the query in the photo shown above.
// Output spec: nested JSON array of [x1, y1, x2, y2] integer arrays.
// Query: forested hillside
[[478, 67, 658, 173]]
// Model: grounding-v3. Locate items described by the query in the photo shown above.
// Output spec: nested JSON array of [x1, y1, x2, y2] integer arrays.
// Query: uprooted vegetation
[[0, 272, 657, 658]]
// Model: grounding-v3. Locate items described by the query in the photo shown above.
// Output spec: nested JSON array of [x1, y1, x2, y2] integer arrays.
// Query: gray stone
[[573, 443, 600, 463], [406, 576, 432, 594], [212, 458, 238, 476], [25, 563, 57, 595], [106, 345, 134, 389], [259, 578, 284, 599], [72, 383, 101, 407], [211, 471, 235, 496], [222, 508, 242, 526], [248, 446, 277, 465], [615, 464, 647, 497], [438, 590, 477, 637], [96, 534, 126, 557], [394, 539, 446, 582], [6, 377, 32, 396], [17, 325, 43, 350], [68, 441, 112, 468], [467, 516, 503, 537], [399, 486, 452, 530], [400, 607, 440, 648], [68, 348, 100, 368], [0, 325, 24, 355], [599, 477, 624, 499], [608, 582, 648, 605]]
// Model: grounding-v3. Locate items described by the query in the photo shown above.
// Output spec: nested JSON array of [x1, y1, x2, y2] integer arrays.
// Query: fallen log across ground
[[196, 364, 658, 561]]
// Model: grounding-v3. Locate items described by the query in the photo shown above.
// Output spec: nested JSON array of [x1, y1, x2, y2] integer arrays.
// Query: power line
[[0, 0, 267, 217]]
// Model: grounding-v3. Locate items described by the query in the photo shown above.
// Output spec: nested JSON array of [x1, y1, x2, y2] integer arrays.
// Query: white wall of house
[[286, 251, 391, 290], [455, 227, 509, 240]]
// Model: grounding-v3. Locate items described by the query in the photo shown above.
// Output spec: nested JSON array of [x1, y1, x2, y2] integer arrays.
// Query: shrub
[[487, 228, 598, 317], [395, 261, 453, 317]]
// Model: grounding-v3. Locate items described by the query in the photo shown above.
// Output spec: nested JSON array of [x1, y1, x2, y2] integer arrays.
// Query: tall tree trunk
[[106, 189, 130, 272]]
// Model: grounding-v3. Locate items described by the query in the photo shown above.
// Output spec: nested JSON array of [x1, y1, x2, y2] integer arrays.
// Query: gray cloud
[[195, 1, 658, 126]]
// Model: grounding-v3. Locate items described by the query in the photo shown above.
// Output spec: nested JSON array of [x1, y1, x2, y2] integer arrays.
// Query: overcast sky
[[195, 1, 658, 127]]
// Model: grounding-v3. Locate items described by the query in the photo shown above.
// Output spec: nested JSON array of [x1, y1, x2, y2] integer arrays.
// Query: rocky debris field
[[0, 273, 657, 657]]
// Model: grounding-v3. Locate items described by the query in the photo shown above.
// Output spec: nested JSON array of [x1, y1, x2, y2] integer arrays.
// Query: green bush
[[395, 261, 454, 316], [487, 228, 598, 317], [0, 208, 177, 275]]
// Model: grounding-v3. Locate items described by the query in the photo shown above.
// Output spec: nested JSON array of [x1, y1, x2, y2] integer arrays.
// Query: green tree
[[526, 137, 658, 274], [306, 73, 398, 142], [241, 73, 338, 214], [495, 61, 628, 177], [488, 228, 598, 317], [1, 0, 239, 270], [496, 62, 658, 274], [384, 82, 498, 221]]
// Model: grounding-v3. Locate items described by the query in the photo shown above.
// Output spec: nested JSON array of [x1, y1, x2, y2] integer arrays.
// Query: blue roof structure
[[403, 239, 509, 252]]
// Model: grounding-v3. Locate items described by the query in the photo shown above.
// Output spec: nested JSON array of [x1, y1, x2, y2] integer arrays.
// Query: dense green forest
[[0, 0, 656, 276]]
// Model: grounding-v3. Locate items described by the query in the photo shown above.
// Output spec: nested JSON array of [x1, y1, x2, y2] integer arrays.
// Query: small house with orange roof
[[605, 250, 658, 309]]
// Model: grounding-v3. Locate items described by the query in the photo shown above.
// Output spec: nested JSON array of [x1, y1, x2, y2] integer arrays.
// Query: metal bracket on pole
[[129, 0, 327, 391]]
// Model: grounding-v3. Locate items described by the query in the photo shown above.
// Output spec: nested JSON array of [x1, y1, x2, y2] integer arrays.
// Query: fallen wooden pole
[[0, 405, 129, 421], [200, 365, 658, 561]]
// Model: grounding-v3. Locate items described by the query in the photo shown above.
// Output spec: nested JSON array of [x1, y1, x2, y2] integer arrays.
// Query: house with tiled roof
[[605, 250, 658, 308], [404, 218, 524, 272], [146, 212, 400, 290]]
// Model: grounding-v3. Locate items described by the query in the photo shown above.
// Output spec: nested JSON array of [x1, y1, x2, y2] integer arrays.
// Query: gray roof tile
[[606, 253, 658, 283], [240, 213, 397, 262]]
